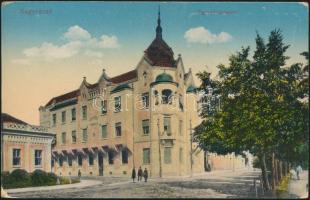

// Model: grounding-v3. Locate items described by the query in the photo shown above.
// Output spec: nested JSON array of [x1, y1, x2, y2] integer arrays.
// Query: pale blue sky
[[1, 1, 309, 124]]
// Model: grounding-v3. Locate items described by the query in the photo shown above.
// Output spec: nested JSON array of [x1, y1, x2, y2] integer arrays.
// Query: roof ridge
[[45, 89, 79, 107]]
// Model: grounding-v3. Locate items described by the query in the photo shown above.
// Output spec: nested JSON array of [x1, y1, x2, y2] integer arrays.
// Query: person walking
[[78, 169, 81, 180], [296, 165, 302, 180], [131, 168, 136, 183], [143, 168, 148, 182], [138, 166, 143, 182]]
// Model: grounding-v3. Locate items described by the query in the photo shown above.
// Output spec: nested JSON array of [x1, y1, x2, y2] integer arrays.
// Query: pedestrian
[[78, 169, 81, 179], [131, 168, 136, 183], [143, 168, 148, 182], [138, 166, 143, 182], [296, 165, 302, 180]]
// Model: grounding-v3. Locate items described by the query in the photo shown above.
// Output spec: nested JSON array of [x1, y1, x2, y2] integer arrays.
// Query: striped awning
[[110, 145, 118, 152], [82, 147, 95, 154], [52, 150, 63, 157], [72, 148, 84, 154]]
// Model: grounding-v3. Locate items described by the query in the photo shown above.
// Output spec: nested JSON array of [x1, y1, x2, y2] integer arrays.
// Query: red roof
[[1, 113, 28, 125], [44, 70, 138, 107], [45, 89, 80, 107], [109, 70, 137, 83], [144, 37, 176, 68]]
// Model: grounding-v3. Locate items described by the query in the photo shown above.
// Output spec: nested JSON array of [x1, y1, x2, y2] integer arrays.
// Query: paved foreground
[[8, 169, 262, 198]]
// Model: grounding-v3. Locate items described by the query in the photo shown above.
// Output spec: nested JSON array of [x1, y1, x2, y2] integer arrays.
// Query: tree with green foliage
[[194, 29, 309, 192]]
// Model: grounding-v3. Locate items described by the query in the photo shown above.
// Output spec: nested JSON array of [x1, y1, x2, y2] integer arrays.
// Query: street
[[8, 169, 262, 198], [288, 170, 308, 198]]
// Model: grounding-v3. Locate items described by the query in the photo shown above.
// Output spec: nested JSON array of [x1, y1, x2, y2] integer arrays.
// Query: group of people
[[131, 167, 148, 183]]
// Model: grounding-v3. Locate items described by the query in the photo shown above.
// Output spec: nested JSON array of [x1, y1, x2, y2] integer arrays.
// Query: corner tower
[[144, 7, 176, 68]]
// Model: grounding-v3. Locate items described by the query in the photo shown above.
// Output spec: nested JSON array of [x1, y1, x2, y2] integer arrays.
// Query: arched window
[[162, 89, 172, 104]]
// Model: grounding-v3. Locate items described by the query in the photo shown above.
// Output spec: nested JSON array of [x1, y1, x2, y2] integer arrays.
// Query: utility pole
[[190, 119, 193, 177], [157, 118, 162, 178]]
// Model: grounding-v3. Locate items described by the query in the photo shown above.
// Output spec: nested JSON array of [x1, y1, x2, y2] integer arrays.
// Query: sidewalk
[[6, 179, 102, 194], [288, 170, 308, 198]]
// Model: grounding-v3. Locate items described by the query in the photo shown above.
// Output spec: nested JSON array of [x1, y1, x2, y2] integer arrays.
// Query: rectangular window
[[114, 96, 121, 112], [61, 111, 66, 123], [179, 120, 183, 136], [143, 148, 150, 164], [108, 151, 114, 165], [179, 148, 183, 164], [51, 159, 54, 168], [101, 100, 107, 114], [12, 149, 21, 166], [71, 108, 76, 121], [88, 154, 94, 166], [142, 119, 150, 135], [52, 113, 56, 126], [59, 157, 63, 167], [68, 156, 72, 167], [82, 105, 87, 120], [101, 125, 107, 138], [35, 150, 42, 166], [115, 122, 122, 137], [164, 116, 171, 135], [121, 149, 128, 164], [82, 128, 87, 142], [164, 147, 172, 164], [71, 130, 76, 143], [141, 93, 149, 109], [78, 154, 83, 166], [61, 132, 66, 144]]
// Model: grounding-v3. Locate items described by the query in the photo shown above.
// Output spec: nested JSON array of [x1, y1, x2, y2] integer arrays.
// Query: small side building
[[1, 113, 55, 173]]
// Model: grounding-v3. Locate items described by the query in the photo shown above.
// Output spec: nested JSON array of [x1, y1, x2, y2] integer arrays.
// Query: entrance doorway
[[98, 153, 104, 176]]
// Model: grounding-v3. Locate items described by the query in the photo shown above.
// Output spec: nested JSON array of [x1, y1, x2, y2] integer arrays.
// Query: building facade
[[39, 11, 206, 177], [207, 152, 246, 171], [1, 113, 55, 173]]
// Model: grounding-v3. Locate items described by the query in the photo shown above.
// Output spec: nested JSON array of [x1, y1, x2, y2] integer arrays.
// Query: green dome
[[111, 84, 132, 93], [155, 73, 173, 82], [186, 85, 197, 93]]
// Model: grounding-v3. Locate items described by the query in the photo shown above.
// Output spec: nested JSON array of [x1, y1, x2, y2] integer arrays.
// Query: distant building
[[206, 152, 246, 171], [1, 113, 55, 173], [39, 10, 205, 177]]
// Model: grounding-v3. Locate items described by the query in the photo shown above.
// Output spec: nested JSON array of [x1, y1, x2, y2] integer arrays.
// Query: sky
[[1, 1, 309, 125]]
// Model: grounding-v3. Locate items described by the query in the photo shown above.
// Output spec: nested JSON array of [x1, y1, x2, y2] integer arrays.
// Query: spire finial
[[156, 5, 162, 39], [158, 5, 160, 21]]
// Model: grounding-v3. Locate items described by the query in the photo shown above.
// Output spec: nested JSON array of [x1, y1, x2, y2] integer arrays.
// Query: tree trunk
[[260, 153, 270, 191], [279, 160, 283, 181], [275, 159, 279, 185], [271, 152, 276, 190], [284, 162, 287, 176]]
